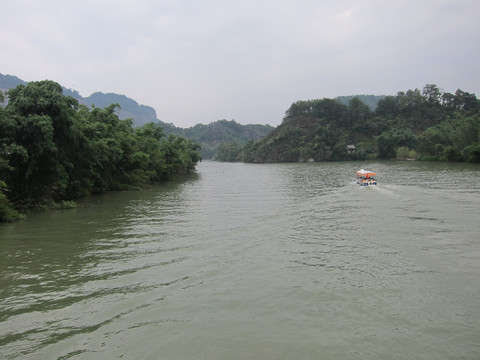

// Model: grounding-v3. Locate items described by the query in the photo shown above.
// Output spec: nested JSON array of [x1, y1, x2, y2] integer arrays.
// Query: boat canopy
[[356, 169, 376, 177]]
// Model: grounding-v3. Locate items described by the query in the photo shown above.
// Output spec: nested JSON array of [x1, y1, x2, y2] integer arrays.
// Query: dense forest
[[0, 80, 201, 221], [215, 84, 480, 163]]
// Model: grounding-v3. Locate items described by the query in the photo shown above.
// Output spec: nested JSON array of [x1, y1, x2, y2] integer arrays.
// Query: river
[[1, 161, 480, 359]]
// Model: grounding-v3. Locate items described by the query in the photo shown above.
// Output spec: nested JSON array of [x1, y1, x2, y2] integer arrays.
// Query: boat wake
[[370, 184, 401, 198]]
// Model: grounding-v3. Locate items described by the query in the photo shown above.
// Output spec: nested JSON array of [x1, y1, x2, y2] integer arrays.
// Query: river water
[[1, 161, 480, 359]]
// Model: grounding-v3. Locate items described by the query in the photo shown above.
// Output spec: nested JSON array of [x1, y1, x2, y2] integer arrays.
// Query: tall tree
[[6, 81, 80, 202]]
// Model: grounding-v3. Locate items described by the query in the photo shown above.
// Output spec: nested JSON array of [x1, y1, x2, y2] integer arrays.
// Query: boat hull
[[357, 180, 377, 186], [356, 169, 377, 186]]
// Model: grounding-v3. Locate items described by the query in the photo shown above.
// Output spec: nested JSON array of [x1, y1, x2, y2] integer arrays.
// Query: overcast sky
[[1, 0, 479, 127]]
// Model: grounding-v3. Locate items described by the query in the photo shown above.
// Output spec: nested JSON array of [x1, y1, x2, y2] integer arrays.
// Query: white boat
[[356, 169, 377, 186]]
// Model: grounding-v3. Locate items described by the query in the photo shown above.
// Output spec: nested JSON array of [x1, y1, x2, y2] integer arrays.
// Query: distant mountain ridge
[[0, 73, 27, 90], [1, 73, 158, 126], [78, 91, 158, 126]]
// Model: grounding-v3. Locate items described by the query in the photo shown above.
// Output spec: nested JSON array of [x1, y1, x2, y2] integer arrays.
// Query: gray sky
[[1, 0, 479, 128]]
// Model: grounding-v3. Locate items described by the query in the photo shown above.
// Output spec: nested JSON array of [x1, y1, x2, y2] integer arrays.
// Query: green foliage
[[245, 98, 372, 162], [3, 80, 78, 203], [416, 112, 480, 162], [213, 141, 242, 162], [0, 80, 201, 221], [462, 143, 480, 162], [377, 128, 417, 159], [158, 135, 201, 180], [283, 98, 347, 126], [240, 84, 480, 163], [0, 180, 22, 222], [375, 86, 480, 162], [396, 146, 418, 160], [51, 200, 78, 209], [167, 119, 274, 159]]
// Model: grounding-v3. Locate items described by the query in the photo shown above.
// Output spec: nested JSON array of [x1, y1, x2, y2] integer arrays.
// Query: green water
[[1, 161, 480, 359]]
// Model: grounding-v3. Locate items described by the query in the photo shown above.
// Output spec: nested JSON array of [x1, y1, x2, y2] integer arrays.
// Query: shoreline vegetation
[[1, 81, 479, 222], [214, 84, 480, 164], [0, 80, 201, 222]]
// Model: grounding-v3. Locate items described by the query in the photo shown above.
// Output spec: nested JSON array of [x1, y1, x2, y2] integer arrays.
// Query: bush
[[396, 147, 418, 160], [462, 143, 480, 162], [0, 182, 22, 221]]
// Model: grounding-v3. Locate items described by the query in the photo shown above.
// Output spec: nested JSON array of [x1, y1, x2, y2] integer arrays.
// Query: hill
[[242, 97, 378, 162], [164, 119, 273, 159], [0, 73, 273, 158], [241, 86, 480, 163], [186, 120, 274, 159], [0, 73, 27, 91], [69, 90, 159, 126]]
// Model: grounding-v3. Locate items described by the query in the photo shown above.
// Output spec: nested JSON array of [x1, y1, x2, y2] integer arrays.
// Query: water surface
[[1, 161, 480, 359]]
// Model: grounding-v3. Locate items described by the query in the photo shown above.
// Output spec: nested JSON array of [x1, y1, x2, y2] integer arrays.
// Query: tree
[[453, 89, 480, 114], [5, 81, 80, 202], [377, 128, 417, 159], [0, 180, 21, 221], [0, 105, 23, 220], [376, 95, 398, 119], [422, 84, 442, 104], [159, 135, 201, 179], [214, 141, 242, 162], [417, 124, 451, 159], [462, 143, 480, 162], [348, 97, 372, 132]]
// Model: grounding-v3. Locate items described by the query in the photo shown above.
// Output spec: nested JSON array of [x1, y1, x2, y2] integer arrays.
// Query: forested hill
[[165, 120, 274, 159], [1, 74, 273, 159], [224, 84, 480, 163]]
